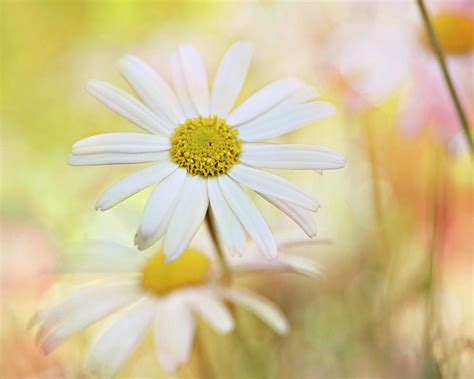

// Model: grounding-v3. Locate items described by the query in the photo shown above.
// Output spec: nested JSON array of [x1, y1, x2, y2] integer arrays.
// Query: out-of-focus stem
[[205, 211, 232, 285], [416, 0, 473, 153], [419, 153, 444, 379]]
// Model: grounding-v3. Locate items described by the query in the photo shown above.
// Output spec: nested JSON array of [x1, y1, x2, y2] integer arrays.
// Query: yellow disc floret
[[141, 248, 211, 295], [422, 12, 474, 55], [170, 115, 241, 177]]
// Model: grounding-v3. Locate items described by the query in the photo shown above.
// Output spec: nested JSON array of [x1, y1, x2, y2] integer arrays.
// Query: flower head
[[30, 231, 321, 377], [69, 41, 345, 261]]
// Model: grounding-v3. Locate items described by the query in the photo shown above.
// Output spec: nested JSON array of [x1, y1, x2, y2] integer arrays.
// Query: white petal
[[60, 240, 146, 273], [96, 162, 178, 211], [68, 151, 169, 166], [260, 194, 317, 237], [170, 52, 198, 118], [240, 143, 346, 170], [163, 175, 209, 261], [36, 281, 141, 353], [86, 80, 171, 135], [276, 254, 322, 279], [178, 45, 210, 116], [227, 78, 304, 125], [238, 102, 336, 141], [85, 297, 154, 378], [135, 168, 187, 250], [72, 144, 168, 155], [154, 299, 195, 374], [210, 41, 253, 118], [221, 288, 288, 335], [207, 178, 245, 256], [186, 291, 234, 334], [218, 175, 276, 259], [119, 55, 185, 125], [228, 165, 320, 211], [72, 133, 169, 155]]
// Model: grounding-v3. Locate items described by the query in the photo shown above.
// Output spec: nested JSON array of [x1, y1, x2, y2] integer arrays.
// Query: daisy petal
[[187, 291, 234, 334], [96, 162, 178, 211], [260, 194, 317, 237], [68, 151, 169, 166], [240, 143, 346, 170], [37, 281, 142, 353], [276, 254, 322, 279], [86, 80, 171, 135], [85, 297, 154, 378], [228, 165, 320, 211], [119, 55, 185, 125], [227, 78, 304, 125], [178, 45, 210, 116], [238, 102, 336, 141], [73, 133, 169, 149], [163, 175, 209, 261], [135, 168, 187, 250], [207, 178, 245, 256], [221, 288, 288, 335], [218, 175, 276, 259], [170, 52, 198, 118], [210, 41, 253, 118], [154, 299, 195, 374], [60, 240, 146, 273]]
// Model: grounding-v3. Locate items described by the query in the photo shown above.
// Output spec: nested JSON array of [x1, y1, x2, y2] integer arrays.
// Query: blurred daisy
[[402, 0, 473, 154], [30, 234, 320, 377], [69, 41, 345, 261]]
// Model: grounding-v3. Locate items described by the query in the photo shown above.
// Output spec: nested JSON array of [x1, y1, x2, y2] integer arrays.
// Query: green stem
[[205, 211, 232, 285], [416, 0, 473, 153]]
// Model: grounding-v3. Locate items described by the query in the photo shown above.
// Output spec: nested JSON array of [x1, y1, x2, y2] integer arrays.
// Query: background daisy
[[31, 227, 321, 377]]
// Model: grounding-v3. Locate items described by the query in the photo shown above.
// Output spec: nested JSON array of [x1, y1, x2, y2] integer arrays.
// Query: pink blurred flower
[[401, 0, 473, 154], [0, 221, 56, 297]]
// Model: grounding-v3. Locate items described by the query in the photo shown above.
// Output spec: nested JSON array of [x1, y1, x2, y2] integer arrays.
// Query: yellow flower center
[[141, 248, 211, 295], [422, 12, 474, 55], [170, 116, 241, 177]]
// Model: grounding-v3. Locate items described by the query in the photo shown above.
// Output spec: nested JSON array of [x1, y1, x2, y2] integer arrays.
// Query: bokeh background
[[1, 1, 473, 378]]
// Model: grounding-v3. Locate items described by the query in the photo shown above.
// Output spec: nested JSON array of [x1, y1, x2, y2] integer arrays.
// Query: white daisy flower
[[69, 41, 346, 261], [30, 234, 321, 377]]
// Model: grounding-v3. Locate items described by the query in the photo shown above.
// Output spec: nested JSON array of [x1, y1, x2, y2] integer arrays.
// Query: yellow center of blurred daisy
[[141, 248, 211, 295], [422, 12, 474, 55], [170, 116, 241, 177]]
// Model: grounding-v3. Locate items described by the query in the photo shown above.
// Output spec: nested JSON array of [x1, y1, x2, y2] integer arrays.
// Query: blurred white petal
[[221, 288, 288, 335], [186, 290, 234, 334], [154, 298, 195, 374], [85, 297, 154, 378]]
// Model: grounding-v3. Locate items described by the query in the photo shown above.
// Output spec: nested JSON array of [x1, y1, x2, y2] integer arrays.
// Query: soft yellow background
[[1, 1, 472, 378]]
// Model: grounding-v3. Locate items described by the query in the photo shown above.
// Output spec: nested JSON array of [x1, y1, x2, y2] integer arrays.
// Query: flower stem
[[205, 211, 232, 285], [419, 152, 444, 379], [416, 0, 473, 153]]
